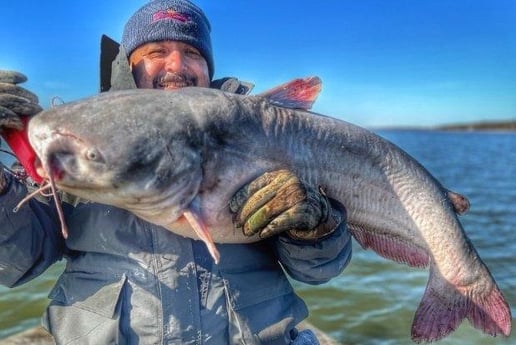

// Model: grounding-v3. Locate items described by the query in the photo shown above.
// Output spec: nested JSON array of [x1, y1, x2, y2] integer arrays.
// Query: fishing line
[[50, 96, 65, 107]]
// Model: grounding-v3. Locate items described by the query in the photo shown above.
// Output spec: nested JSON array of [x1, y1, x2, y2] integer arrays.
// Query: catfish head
[[28, 89, 204, 226]]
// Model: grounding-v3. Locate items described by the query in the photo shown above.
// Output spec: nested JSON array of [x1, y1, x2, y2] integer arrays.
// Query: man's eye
[[185, 48, 202, 59], [146, 49, 167, 58]]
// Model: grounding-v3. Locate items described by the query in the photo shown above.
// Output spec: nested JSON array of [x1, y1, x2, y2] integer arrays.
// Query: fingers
[[0, 70, 41, 130], [230, 169, 336, 239], [229, 170, 293, 222], [0, 105, 24, 130], [0, 83, 39, 103], [0, 70, 27, 84], [258, 200, 324, 238], [242, 179, 308, 237], [231, 169, 327, 238], [0, 94, 42, 116]]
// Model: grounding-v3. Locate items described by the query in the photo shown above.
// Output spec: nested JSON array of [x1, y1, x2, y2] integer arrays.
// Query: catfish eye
[[84, 148, 102, 162]]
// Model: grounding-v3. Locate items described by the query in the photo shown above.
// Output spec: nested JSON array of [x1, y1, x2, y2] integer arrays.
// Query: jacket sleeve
[[0, 174, 65, 287], [272, 201, 352, 285]]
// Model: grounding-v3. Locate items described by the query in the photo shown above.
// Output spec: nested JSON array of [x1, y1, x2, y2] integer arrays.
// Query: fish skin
[[27, 87, 511, 342]]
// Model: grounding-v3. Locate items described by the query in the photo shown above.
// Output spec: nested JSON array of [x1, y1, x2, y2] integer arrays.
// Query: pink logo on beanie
[[152, 9, 191, 23]]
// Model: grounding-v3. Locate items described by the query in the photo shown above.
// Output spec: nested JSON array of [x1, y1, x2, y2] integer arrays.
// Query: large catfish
[[27, 84, 511, 342]]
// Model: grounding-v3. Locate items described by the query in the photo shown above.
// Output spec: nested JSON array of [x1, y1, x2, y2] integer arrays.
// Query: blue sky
[[1, 0, 515, 127]]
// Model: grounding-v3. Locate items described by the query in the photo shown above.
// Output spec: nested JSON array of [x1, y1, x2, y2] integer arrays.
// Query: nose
[[164, 50, 185, 72]]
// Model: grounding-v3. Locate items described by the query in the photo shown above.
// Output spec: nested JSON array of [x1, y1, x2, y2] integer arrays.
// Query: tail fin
[[411, 268, 511, 342], [466, 283, 511, 338]]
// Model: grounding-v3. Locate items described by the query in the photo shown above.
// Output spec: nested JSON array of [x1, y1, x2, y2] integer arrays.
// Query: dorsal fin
[[259, 76, 322, 110]]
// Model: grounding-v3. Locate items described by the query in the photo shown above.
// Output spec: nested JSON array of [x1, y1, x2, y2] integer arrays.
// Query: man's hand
[[0, 70, 42, 130], [230, 170, 340, 240], [0, 70, 42, 193]]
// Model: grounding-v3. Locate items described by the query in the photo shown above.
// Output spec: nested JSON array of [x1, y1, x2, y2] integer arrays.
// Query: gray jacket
[[0, 171, 351, 345]]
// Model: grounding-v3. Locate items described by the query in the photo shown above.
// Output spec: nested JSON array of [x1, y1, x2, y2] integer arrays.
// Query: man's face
[[129, 41, 210, 90]]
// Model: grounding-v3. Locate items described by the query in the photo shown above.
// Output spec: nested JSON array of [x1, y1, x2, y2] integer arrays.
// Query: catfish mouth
[[35, 132, 106, 189], [24, 132, 91, 241], [29, 133, 108, 240]]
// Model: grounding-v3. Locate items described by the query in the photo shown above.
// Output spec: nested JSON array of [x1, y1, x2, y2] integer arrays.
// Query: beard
[[153, 72, 197, 90]]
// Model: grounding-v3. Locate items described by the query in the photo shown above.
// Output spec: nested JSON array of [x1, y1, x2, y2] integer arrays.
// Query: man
[[0, 1, 352, 344]]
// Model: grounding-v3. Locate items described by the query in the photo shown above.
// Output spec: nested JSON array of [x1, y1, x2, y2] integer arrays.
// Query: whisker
[[14, 160, 70, 239], [13, 183, 52, 212], [40, 190, 54, 197], [44, 165, 69, 239]]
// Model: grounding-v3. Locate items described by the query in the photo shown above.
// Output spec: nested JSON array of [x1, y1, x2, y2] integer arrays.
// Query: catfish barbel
[[27, 86, 511, 343]]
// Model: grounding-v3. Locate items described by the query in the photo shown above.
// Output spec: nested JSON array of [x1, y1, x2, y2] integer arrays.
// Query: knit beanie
[[122, 0, 214, 79]]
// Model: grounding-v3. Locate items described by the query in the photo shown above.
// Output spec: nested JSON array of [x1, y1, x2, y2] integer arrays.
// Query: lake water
[[1, 130, 515, 344]]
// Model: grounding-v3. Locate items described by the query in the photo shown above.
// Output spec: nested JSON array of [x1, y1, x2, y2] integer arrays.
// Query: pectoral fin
[[183, 206, 220, 264]]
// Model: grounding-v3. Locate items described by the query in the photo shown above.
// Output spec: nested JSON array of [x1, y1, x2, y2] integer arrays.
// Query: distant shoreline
[[373, 119, 516, 132], [435, 119, 516, 131]]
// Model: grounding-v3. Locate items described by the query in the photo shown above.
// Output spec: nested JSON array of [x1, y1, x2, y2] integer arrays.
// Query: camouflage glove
[[0, 70, 42, 193], [230, 169, 340, 240], [0, 70, 42, 131]]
